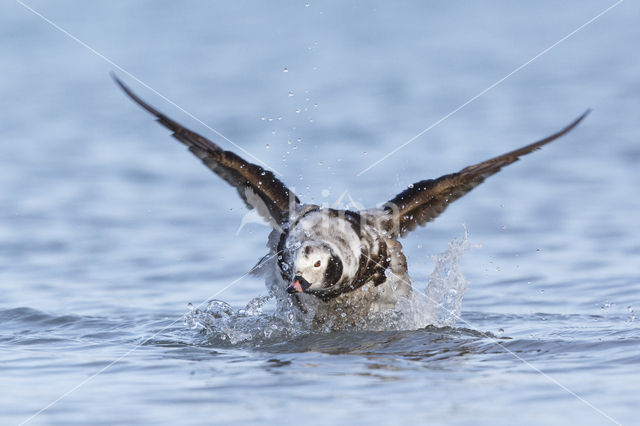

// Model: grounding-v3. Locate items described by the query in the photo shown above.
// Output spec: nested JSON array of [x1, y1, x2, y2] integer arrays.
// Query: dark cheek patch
[[323, 255, 343, 288]]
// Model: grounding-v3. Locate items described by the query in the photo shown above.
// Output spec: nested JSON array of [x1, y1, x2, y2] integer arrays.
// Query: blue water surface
[[1, 1, 639, 425]]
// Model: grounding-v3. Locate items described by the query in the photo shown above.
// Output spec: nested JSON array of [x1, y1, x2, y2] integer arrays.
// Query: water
[[2, 1, 639, 424]]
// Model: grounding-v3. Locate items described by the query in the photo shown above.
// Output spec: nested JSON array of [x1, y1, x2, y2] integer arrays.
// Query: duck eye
[[314, 260, 321, 267]]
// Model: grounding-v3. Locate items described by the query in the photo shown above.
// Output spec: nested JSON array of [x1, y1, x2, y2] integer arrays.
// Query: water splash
[[374, 227, 470, 330], [184, 297, 305, 345], [184, 229, 470, 343], [423, 226, 470, 327]]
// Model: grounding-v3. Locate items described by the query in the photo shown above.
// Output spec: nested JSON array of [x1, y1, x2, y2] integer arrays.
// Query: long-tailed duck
[[114, 76, 588, 329]]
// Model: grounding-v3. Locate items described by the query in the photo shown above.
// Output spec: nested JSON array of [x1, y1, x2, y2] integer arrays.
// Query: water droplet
[[295, 108, 301, 114], [313, 103, 318, 108], [265, 144, 270, 150], [288, 91, 294, 97], [298, 175, 303, 181], [261, 117, 266, 121], [408, 183, 414, 189], [271, 130, 276, 135], [283, 67, 289, 73], [297, 138, 302, 143]]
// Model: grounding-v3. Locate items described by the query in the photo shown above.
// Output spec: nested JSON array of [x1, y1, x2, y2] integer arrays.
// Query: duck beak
[[286, 275, 312, 294]]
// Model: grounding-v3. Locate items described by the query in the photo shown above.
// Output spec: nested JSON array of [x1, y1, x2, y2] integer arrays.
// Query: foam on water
[[184, 229, 470, 344]]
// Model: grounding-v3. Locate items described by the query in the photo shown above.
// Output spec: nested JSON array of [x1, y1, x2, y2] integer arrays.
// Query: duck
[[114, 76, 589, 329]]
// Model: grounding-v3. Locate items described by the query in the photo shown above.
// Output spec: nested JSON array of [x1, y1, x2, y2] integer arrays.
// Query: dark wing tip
[[112, 73, 163, 119], [111, 73, 183, 135], [580, 108, 592, 120], [534, 108, 591, 146], [488, 109, 591, 163], [555, 108, 591, 139], [111, 73, 135, 102], [567, 108, 591, 131]]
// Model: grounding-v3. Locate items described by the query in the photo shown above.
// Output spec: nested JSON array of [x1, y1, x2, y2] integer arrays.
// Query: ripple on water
[[0, 307, 155, 349]]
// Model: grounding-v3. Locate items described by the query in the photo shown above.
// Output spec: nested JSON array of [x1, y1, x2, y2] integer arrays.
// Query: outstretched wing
[[114, 75, 299, 227], [382, 110, 590, 237]]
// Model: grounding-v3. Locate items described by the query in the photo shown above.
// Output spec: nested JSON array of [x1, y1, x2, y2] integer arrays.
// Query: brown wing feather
[[385, 110, 590, 237], [113, 75, 299, 226]]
